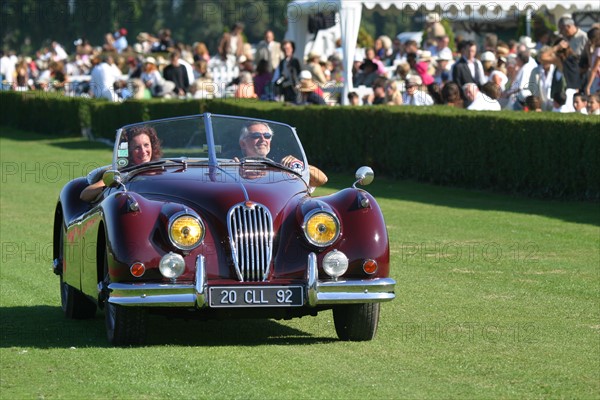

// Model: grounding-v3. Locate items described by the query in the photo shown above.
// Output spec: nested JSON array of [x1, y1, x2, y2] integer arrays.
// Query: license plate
[[209, 286, 304, 308]]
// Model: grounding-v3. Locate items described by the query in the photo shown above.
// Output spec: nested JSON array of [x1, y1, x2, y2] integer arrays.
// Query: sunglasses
[[247, 132, 273, 140]]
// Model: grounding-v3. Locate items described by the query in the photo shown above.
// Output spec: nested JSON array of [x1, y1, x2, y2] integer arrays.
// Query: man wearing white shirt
[[402, 76, 434, 106], [90, 56, 120, 101], [504, 50, 537, 110], [465, 82, 501, 111]]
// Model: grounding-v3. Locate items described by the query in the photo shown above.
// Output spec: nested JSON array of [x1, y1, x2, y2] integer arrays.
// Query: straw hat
[[419, 50, 432, 62], [297, 79, 318, 92], [496, 45, 510, 57], [307, 51, 321, 61], [519, 36, 536, 49], [137, 32, 150, 42]]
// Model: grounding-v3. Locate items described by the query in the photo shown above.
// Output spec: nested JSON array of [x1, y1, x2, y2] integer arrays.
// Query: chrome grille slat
[[251, 210, 257, 281], [227, 203, 273, 282], [257, 211, 265, 273]]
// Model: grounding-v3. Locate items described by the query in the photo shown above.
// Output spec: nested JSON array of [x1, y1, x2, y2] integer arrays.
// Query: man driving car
[[238, 121, 327, 188]]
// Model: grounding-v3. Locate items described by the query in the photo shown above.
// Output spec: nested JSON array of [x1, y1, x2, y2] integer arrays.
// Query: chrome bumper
[[107, 255, 207, 307], [108, 254, 396, 307], [305, 253, 395, 306]]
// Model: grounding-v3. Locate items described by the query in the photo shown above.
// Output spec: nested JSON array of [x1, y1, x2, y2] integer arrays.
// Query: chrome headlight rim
[[167, 210, 205, 251], [302, 209, 341, 247]]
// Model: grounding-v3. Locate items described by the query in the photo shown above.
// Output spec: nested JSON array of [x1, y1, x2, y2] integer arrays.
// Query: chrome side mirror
[[102, 170, 123, 189], [353, 166, 374, 187]]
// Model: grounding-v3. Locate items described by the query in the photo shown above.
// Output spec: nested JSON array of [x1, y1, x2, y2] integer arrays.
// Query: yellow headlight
[[304, 211, 340, 247], [169, 215, 204, 250]]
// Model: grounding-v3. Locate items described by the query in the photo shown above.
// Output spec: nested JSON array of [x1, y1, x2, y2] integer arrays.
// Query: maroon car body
[[53, 114, 395, 345]]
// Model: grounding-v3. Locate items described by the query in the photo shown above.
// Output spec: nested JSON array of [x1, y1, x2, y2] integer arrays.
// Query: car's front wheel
[[102, 249, 147, 346], [333, 303, 380, 341]]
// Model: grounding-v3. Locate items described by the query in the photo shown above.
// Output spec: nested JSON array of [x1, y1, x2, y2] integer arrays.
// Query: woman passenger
[[80, 126, 162, 202]]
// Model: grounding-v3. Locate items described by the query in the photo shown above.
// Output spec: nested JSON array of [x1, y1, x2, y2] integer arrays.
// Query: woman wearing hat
[[353, 59, 380, 87], [306, 51, 328, 85], [433, 49, 453, 85], [141, 57, 175, 98], [296, 77, 326, 105]]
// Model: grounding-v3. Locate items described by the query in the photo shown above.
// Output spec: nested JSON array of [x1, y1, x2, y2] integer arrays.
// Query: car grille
[[227, 202, 274, 282]]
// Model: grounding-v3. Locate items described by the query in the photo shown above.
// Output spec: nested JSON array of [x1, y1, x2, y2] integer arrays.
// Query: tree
[[516, 12, 556, 42], [1, 0, 291, 55]]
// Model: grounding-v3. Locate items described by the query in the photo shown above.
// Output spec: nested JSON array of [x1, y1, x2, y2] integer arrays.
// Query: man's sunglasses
[[247, 132, 273, 140]]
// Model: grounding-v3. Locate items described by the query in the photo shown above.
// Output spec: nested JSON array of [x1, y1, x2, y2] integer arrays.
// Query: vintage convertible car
[[53, 114, 395, 345]]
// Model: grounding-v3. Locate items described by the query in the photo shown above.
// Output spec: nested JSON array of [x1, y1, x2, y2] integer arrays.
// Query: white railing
[[207, 59, 239, 98]]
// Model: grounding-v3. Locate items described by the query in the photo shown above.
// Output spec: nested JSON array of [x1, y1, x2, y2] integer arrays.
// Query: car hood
[[126, 164, 308, 219]]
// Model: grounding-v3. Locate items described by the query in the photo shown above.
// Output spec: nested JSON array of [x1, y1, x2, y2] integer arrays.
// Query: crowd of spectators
[[1, 14, 599, 115], [349, 13, 600, 115]]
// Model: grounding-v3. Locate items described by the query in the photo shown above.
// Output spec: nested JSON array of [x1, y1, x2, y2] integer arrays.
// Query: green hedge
[[0, 92, 205, 140], [1, 92, 598, 200], [1, 91, 89, 135], [204, 100, 599, 200]]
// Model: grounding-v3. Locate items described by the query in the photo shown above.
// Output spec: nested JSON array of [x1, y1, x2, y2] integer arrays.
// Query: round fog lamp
[[159, 252, 185, 279], [322, 250, 348, 279]]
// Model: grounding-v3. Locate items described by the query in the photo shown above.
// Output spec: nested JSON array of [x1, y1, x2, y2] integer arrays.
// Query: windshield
[[113, 114, 309, 181]]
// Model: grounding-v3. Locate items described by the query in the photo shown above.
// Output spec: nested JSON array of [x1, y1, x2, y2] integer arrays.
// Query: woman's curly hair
[[126, 125, 163, 162]]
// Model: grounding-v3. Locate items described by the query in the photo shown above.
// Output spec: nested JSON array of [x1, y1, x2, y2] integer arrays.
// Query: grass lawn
[[1, 126, 598, 399]]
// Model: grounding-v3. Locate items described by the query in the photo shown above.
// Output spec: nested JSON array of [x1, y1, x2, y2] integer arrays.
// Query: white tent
[[285, 0, 600, 104]]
